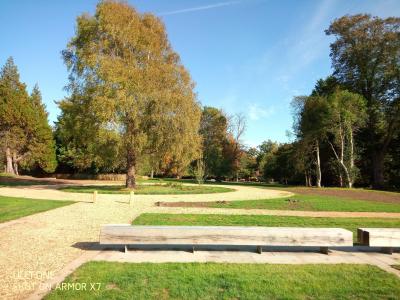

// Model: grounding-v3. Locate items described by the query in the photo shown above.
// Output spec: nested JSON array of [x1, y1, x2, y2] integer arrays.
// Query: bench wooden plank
[[357, 228, 400, 247], [100, 225, 353, 247]]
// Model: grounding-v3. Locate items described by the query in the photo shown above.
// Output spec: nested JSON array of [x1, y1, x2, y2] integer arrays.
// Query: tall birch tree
[[59, 0, 201, 188], [326, 90, 367, 188]]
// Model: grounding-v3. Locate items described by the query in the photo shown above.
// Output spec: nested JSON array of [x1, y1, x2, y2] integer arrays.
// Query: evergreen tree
[[0, 57, 31, 174], [0, 58, 56, 174], [200, 106, 229, 178], [23, 84, 57, 173]]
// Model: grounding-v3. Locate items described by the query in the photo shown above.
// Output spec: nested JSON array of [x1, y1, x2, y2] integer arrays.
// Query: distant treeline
[[0, 2, 398, 189]]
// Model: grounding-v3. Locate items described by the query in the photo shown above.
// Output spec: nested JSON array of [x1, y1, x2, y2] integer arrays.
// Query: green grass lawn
[[0, 196, 73, 223], [133, 213, 400, 240], [59, 184, 233, 195], [45, 262, 400, 300], [199, 194, 400, 212]]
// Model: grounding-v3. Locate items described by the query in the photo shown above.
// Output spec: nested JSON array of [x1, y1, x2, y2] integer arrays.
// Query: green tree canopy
[[57, 0, 201, 187], [326, 14, 400, 188], [199, 106, 229, 178], [325, 90, 367, 188], [0, 58, 56, 174]]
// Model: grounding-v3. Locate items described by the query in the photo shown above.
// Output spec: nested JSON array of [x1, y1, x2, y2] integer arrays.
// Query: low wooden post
[[129, 191, 134, 207], [256, 246, 263, 254], [93, 190, 97, 203]]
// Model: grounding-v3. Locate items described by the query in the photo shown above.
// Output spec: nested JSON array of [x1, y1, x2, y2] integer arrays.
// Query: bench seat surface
[[358, 228, 400, 247], [100, 225, 353, 247]]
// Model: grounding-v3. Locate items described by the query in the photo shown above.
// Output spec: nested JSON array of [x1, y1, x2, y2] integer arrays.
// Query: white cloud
[[159, 1, 240, 16], [248, 104, 275, 121]]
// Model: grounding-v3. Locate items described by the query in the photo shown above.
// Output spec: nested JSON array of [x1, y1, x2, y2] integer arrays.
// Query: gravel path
[[0, 200, 136, 299], [0, 184, 292, 202], [0, 184, 291, 299], [1, 184, 399, 299]]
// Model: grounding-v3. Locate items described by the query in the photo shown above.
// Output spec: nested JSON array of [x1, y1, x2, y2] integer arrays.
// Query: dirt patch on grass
[[155, 198, 314, 210], [155, 201, 218, 208], [287, 188, 400, 204]]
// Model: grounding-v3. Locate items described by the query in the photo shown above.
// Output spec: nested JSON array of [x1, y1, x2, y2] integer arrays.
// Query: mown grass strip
[[45, 262, 400, 300], [0, 196, 73, 223]]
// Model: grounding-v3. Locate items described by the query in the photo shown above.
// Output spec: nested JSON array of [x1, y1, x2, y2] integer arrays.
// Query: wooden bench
[[357, 228, 400, 254], [100, 225, 353, 254]]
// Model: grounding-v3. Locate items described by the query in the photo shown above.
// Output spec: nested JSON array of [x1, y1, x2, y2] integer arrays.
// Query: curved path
[[0, 183, 399, 299], [0, 183, 292, 202], [0, 184, 291, 299]]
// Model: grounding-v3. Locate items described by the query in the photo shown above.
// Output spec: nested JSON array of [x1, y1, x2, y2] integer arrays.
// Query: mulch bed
[[0, 176, 120, 186], [0, 176, 70, 186]]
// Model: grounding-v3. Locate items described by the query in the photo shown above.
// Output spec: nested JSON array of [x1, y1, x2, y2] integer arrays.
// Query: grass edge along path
[[45, 262, 400, 300], [133, 213, 400, 240], [0, 196, 73, 223], [58, 184, 234, 195]]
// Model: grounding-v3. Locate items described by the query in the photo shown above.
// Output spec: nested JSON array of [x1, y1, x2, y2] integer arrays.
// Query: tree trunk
[[369, 100, 399, 189], [12, 151, 19, 176], [150, 168, 154, 179], [341, 161, 351, 188], [372, 152, 385, 189], [328, 140, 352, 188], [348, 129, 354, 188], [126, 150, 136, 189], [5, 147, 14, 175], [338, 173, 343, 187], [305, 171, 311, 187], [315, 140, 321, 188]]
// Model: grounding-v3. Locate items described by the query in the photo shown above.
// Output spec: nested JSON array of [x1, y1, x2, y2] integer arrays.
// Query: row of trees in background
[[1, 3, 398, 189], [255, 15, 400, 189], [199, 107, 246, 181], [200, 15, 399, 189], [293, 88, 366, 188]]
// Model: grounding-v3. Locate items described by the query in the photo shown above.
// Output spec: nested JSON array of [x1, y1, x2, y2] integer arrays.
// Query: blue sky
[[1, 0, 399, 147]]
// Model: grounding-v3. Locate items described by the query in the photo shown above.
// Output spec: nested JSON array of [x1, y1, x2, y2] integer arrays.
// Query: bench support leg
[[381, 247, 393, 255], [320, 247, 329, 255], [256, 246, 262, 254], [124, 245, 128, 254]]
